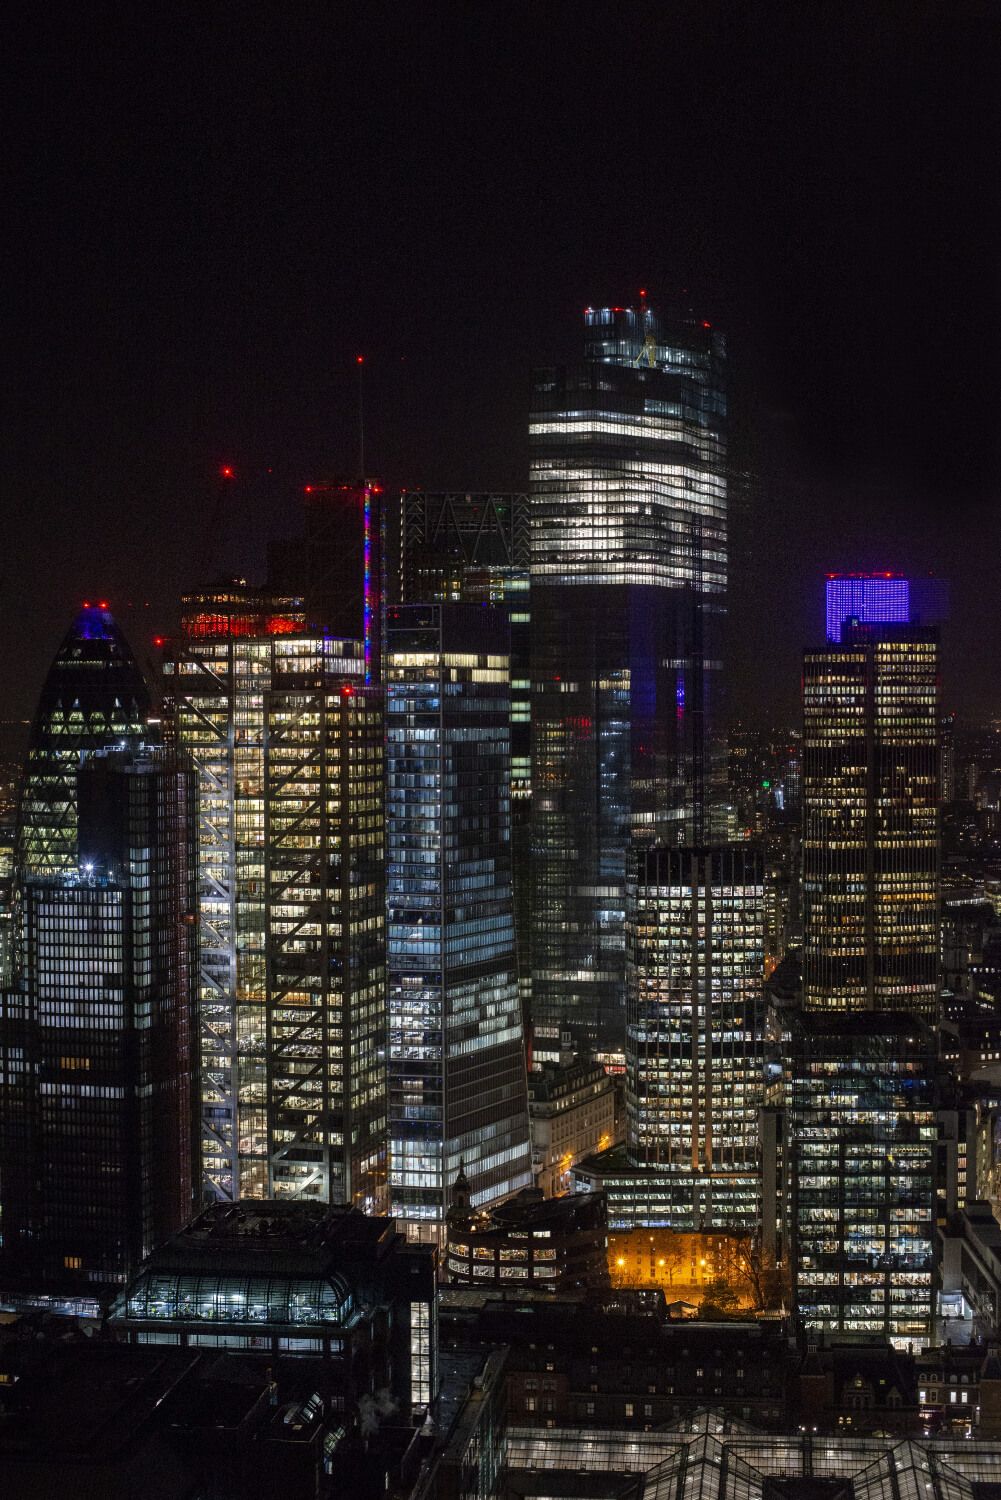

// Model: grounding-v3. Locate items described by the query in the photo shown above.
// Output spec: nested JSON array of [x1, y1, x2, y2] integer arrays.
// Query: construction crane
[[634, 290, 657, 367], [635, 332, 658, 368]]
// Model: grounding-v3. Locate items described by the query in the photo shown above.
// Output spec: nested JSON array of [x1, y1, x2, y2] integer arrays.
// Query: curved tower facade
[[529, 302, 727, 1059], [17, 604, 152, 879]]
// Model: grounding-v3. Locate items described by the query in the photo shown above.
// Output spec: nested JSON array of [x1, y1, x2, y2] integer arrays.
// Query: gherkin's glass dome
[[17, 604, 151, 877]]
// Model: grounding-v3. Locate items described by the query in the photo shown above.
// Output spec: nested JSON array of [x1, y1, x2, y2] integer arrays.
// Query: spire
[[446, 1160, 474, 1226]]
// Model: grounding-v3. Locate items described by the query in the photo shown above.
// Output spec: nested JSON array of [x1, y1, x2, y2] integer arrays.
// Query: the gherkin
[[17, 603, 151, 877]]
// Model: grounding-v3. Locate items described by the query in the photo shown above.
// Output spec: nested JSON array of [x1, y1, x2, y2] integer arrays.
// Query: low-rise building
[[444, 1173, 608, 1293], [914, 1342, 999, 1436], [439, 1292, 792, 1432], [108, 1200, 438, 1419], [527, 1052, 617, 1196], [939, 1201, 1001, 1340]]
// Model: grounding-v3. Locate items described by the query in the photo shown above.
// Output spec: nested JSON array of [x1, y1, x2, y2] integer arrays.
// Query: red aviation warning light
[[220, 465, 235, 479]]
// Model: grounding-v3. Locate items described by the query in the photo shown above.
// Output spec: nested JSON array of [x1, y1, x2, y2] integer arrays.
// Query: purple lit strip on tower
[[825, 574, 910, 643], [363, 485, 373, 683]]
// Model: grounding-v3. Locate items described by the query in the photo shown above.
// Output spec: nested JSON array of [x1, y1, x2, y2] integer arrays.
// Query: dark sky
[[4, 3, 1000, 728]]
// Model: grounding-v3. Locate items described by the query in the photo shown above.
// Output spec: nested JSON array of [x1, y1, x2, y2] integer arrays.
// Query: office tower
[[0, 745, 197, 1300], [578, 846, 764, 1229], [399, 490, 530, 604], [385, 603, 532, 1240], [529, 301, 727, 1058], [398, 496, 535, 1014], [17, 602, 151, 879], [825, 571, 950, 643], [802, 624, 940, 1016], [264, 663, 387, 1209], [164, 582, 387, 1204], [268, 479, 385, 682], [790, 1010, 936, 1348]]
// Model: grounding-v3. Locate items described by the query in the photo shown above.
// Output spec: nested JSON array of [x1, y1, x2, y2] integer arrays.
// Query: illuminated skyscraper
[[164, 583, 387, 1205], [802, 624, 940, 1016], [529, 301, 726, 1058], [263, 666, 387, 1210], [794, 615, 940, 1348], [386, 604, 532, 1241], [0, 745, 197, 1301], [17, 603, 151, 879], [790, 1010, 935, 1348], [576, 844, 764, 1230], [398, 495, 534, 1011]]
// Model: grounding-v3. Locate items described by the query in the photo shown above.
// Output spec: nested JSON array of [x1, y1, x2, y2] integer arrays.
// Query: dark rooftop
[[0, 1340, 199, 1460], [138, 1200, 401, 1277]]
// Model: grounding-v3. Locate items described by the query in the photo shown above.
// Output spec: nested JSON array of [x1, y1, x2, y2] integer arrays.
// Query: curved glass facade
[[119, 1270, 352, 1325], [529, 305, 727, 1057], [17, 604, 151, 879]]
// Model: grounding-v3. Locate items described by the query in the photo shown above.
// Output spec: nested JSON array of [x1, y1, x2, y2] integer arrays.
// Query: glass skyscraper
[[386, 603, 532, 1241], [17, 602, 151, 879], [790, 1010, 936, 1348], [264, 662, 387, 1210], [529, 302, 727, 1058], [0, 745, 197, 1300], [624, 845, 765, 1227], [164, 583, 387, 1204], [802, 624, 940, 1016], [792, 609, 941, 1349], [576, 844, 764, 1230], [398, 495, 534, 1015]]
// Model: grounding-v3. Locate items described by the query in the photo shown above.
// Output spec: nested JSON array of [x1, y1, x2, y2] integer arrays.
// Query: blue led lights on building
[[825, 574, 910, 643]]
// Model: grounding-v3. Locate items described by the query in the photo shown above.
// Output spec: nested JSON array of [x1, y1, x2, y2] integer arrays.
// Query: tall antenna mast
[[355, 354, 365, 478]]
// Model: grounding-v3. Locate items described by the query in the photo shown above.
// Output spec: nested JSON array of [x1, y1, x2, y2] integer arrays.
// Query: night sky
[[5, 4, 1000, 728]]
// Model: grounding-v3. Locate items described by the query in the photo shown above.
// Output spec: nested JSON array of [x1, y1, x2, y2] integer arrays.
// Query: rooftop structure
[[110, 1199, 438, 1416], [825, 572, 950, 643], [505, 1410, 1001, 1497], [444, 1184, 609, 1293]]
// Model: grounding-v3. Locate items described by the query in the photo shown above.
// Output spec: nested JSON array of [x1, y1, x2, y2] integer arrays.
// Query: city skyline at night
[[4, 7, 1001, 1489]]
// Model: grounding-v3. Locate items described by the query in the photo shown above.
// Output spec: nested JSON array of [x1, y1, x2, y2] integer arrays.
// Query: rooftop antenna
[[355, 355, 365, 479]]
